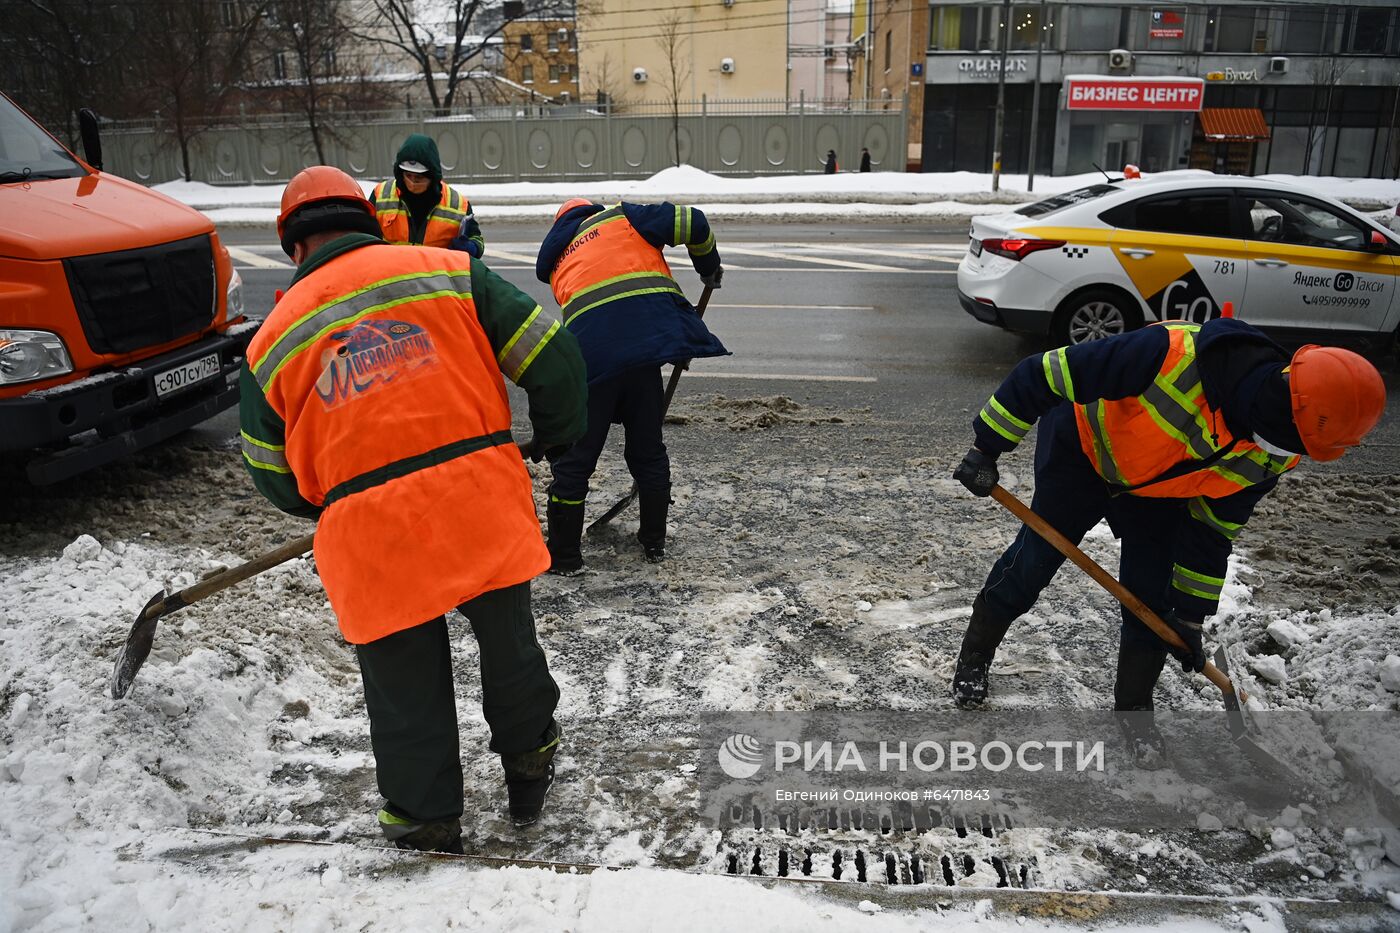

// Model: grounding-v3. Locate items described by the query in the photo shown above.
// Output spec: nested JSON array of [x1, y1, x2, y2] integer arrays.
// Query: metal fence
[[99, 97, 908, 185]]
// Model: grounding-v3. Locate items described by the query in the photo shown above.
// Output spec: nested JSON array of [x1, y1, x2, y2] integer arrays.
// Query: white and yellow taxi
[[957, 174, 1400, 346]]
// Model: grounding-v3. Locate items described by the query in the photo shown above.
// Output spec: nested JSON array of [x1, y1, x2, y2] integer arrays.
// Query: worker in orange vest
[[241, 166, 587, 852], [372, 133, 485, 257], [951, 318, 1385, 756], [535, 198, 727, 572]]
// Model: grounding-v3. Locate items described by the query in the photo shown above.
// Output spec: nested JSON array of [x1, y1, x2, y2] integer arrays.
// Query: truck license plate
[[154, 353, 220, 398]]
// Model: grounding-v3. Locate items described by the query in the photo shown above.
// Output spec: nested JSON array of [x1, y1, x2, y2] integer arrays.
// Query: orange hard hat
[[1289, 345, 1387, 461], [277, 166, 377, 255], [555, 197, 597, 221]]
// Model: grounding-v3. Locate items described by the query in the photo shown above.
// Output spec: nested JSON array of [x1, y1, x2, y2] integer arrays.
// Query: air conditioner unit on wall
[[633, 66, 648, 82], [1108, 49, 1132, 71], [1269, 56, 1290, 75], [722, 0, 734, 6], [720, 57, 735, 74]]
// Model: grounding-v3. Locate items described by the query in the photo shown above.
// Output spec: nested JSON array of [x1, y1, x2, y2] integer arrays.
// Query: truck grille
[[63, 234, 216, 355]]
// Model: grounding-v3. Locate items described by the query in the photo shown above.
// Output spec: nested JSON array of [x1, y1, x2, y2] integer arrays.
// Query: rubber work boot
[[951, 594, 1015, 710], [1114, 642, 1170, 769], [636, 487, 671, 563], [501, 720, 562, 827], [546, 497, 585, 576], [377, 809, 465, 854]]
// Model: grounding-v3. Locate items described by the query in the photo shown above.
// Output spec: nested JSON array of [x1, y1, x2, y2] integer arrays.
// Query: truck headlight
[[0, 330, 73, 385], [227, 268, 245, 320]]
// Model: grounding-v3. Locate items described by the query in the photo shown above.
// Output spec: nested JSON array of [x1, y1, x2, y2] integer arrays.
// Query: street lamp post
[[1026, 0, 1047, 192], [991, 0, 1011, 192]]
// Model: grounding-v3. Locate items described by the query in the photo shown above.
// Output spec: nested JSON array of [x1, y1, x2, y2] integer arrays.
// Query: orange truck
[[0, 92, 257, 485]]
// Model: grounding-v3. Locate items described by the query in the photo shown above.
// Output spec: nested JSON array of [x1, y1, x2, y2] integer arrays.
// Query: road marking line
[[670, 370, 877, 383], [227, 247, 291, 269], [722, 246, 904, 272], [804, 243, 953, 263], [728, 267, 955, 274], [481, 248, 540, 264], [710, 303, 875, 310]]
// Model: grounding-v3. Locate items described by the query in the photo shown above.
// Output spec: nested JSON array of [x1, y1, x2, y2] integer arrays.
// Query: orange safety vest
[[371, 180, 469, 248], [549, 204, 682, 324], [244, 244, 547, 643], [1073, 323, 1299, 499]]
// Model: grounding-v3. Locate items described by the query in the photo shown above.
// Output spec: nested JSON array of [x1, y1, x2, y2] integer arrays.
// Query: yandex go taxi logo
[[1065, 76, 1205, 112]]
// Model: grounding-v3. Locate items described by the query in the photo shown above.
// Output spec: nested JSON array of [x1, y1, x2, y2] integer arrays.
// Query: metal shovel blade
[[1213, 647, 1297, 778], [110, 591, 166, 700]]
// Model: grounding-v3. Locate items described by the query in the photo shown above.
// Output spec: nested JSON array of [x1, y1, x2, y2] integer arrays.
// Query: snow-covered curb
[[155, 165, 1400, 228]]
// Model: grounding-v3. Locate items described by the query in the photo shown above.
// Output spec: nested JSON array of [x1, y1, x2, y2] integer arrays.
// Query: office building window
[[1280, 5, 1336, 53], [1204, 5, 1257, 53], [520, 32, 533, 52], [549, 63, 560, 82], [522, 64, 533, 83], [1063, 6, 1124, 51], [549, 29, 560, 52], [1343, 7, 1394, 54]]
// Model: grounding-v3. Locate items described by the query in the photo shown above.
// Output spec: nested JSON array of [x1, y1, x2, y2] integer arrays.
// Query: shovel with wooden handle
[[988, 485, 1297, 775], [988, 485, 1242, 699], [587, 284, 715, 535], [109, 532, 316, 699]]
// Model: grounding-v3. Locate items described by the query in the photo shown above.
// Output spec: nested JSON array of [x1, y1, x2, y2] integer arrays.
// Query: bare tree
[[357, 0, 580, 115], [260, 0, 389, 163], [1303, 58, 1353, 176], [135, 0, 268, 180], [2, 0, 143, 144], [654, 12, 691, 167], [581, 49, 626, 112]]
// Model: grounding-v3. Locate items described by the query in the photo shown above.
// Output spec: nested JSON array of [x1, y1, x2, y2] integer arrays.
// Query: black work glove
[[952, 447, 999, 497], [700, 265, 723, 289], [517, 439, 571, 464], [1160, 611, 1206, 673]]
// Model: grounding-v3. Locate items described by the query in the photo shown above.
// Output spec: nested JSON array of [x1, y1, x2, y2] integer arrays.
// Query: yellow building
[[576, 0, 788, 107], [502, 18, 580, 102]]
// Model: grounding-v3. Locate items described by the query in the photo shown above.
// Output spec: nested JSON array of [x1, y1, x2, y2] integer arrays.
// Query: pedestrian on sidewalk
[[859, 148, 872, 172], [372, 133, 486, 257], [824, 149, 839, 174], [534, 198, 729, 573], [241, 166, 587, 853], [950, 318, 1384, 743]]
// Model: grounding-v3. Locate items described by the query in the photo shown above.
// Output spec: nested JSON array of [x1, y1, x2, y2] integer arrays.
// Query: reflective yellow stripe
[[688, 231, 716, 257], [1188, 497, 1242, 540], [550, 493, 585, 505], [978, 396, 1031, 444], [1171, 564, 1224, 601], [240, 431, 291, 473], [1043, 348, 1075, 401]]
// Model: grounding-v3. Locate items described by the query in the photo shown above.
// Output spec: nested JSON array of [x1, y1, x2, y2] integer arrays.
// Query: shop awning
[[1198, 108, 1270, 141]]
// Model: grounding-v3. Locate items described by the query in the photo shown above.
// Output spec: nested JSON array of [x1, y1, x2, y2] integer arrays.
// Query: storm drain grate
[[723, 843, 1034, 888]]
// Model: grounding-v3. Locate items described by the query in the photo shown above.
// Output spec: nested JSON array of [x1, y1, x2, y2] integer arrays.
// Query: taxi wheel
[[1052, 289, 1142, 346]]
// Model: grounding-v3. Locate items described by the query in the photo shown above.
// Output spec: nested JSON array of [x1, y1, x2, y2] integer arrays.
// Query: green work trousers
[[354, 581, 559, 822]]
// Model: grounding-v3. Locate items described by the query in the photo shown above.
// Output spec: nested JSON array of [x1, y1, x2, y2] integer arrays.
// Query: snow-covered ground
[[3, 394, 1399, 931], [153, 165, 1400, 226]]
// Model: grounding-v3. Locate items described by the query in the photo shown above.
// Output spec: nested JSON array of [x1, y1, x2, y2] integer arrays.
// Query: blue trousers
[[981, 404, 1189, 650], [549, 366, 671, 501]]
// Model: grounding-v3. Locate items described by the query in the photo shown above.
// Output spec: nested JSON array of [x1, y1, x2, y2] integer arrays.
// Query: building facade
[[501, 18, 580, 102], [576, 0, 789, 108], [917, 1, 1400, 177], [853, 0, 931, 169], [789, 0, 855, 103]]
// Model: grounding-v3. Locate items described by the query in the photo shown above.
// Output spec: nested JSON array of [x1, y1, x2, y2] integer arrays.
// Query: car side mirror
[[78, 108, 103, 172]]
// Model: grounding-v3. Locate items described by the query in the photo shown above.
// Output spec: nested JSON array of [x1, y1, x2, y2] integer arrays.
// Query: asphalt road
[[212, 221, 1400, 475]]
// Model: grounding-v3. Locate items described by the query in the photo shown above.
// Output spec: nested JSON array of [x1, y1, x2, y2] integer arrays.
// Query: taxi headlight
[[0, 330, 73, 385]]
